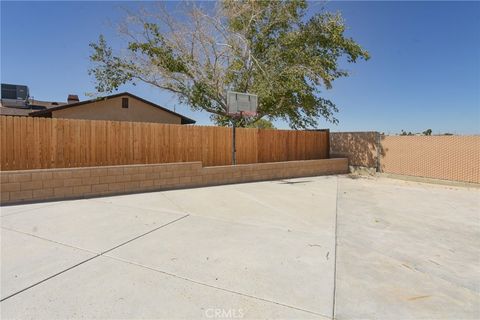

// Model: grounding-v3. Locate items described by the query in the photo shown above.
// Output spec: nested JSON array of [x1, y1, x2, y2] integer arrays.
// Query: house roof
[[30, 99, 67, 109], [0, 105, 31, 116], [29, 92, 196, 124], [0, 99, 66, 116]]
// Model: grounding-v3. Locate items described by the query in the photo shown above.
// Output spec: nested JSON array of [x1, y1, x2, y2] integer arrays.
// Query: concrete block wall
[[0, 158, 348, 205], [330, 132, 379, 168], [331, 132, 480, 184]]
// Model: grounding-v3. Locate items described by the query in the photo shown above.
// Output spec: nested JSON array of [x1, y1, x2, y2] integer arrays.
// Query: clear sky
[[1, 1, 479, 134]]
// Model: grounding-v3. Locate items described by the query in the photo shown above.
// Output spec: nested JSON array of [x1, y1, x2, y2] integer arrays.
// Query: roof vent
[[67, 94, 79, 104]]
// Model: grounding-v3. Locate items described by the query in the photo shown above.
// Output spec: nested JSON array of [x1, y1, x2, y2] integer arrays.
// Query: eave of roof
[[29, 92, 196, 124], [0, 106, 31, 116], [29, 99, 67, 109]]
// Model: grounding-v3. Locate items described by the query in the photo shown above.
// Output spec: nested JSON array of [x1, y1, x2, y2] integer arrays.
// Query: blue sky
[[1, 1, 479, 134]]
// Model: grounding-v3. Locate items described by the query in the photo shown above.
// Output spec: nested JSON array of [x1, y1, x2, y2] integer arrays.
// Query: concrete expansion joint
[[0, 214, 190, 302], [101, 254, 332, 320], [160, 193, 192, 215], [99, 214, 190, 256], [87, 197, 189, 216], [0, 226, 98, 255], [0, 202, 60, 218], [2, 209, 331, 319], [332, 176, 339, 320]]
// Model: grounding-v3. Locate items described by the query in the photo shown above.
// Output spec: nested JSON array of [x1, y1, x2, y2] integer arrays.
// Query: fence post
[[326, 129, 330, 159], [232, 120, 237, 165]]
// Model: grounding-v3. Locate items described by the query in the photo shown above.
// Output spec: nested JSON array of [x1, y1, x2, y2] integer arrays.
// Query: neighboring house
[[0, 99, 66, 116], [29, 92, 195, 125], [0, 83, 66, 116], [1, 84, 195, 124], [0, 105, 38, 116]]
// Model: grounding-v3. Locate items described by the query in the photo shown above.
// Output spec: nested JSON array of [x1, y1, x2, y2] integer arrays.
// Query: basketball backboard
[[227, 91, 258, 116]]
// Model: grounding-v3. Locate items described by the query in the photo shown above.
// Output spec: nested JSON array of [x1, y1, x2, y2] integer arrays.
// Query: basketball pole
[[227, 90, 257, 166], [232, 118, 236, 165], [232, 111, 242, 165]]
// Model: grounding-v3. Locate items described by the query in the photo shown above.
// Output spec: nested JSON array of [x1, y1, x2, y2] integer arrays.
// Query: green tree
[[89, 1, 369, 128], [400, 130, 414, 136], [422, 129, 432, 136], [245, 118, 276, 129]]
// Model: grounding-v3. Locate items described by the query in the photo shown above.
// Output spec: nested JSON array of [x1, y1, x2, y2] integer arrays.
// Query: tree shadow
[[330, 132, 386, 171]]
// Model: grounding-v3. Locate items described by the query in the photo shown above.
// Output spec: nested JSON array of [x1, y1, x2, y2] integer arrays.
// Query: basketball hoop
[[239, 111, 257, 117], [227, 91, 258, 116], [227, 91, 258, 165], [230, 110, 257, 119]]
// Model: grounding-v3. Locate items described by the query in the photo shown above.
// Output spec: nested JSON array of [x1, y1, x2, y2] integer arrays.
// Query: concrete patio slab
[[1, 256, 327, 319], [1, 175, 479, 319], [1, 229, 95, 300], [94, 191, 190, 216], [1, 198, 186, 252], [107, 214, 334, 316], [160, 177, 337, 233], [0, 202, 60, 217], [334, 176, 480, 319]]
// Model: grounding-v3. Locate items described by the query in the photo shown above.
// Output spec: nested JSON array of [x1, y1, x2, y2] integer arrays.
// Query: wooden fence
[[0, 116, 329, 170]]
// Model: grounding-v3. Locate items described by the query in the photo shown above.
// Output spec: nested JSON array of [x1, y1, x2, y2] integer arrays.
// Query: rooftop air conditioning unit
[[1, 83, 30, 108]]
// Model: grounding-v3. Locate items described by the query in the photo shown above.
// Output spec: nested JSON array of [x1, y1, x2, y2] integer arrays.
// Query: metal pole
[[232, 118, 236, 165]]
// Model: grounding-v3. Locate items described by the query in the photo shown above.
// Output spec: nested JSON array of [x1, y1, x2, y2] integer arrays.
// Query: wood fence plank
[[32, 117, 40, 169], [0, 116, 329, 170], [1, 117, 8, 169]]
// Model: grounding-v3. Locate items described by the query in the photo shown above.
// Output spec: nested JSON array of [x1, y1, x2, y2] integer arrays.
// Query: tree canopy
[[245, 118, 276, 129], [422, 129, 432, 136], [89, 0, 369, 128]]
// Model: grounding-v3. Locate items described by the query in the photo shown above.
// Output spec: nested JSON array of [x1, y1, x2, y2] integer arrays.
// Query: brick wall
[[381, 136, 480, 184], [330, 132, 480, 184], [0, 158, 348, 205]]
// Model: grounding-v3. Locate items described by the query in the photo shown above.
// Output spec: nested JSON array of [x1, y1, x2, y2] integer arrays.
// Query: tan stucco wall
[[51, 95, 182, 124]]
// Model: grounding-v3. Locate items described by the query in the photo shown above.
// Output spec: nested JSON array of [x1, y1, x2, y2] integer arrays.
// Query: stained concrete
[[335, 176, 480, 319], [1, 175, 479, 319]]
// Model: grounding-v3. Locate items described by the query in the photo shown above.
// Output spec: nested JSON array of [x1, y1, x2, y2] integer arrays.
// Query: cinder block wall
[[330, 132, 480, 184], [330, 132, 379, 168], [0, 158, 348, 205]]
